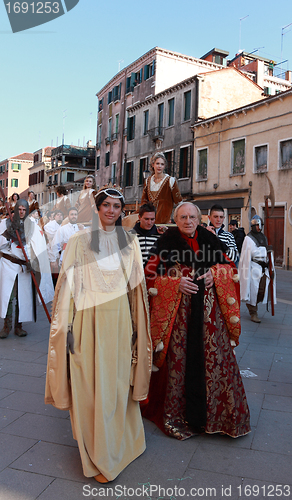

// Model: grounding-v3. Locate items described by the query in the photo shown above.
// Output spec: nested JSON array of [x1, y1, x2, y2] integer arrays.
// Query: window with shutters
[[197, 148, 208, 180], [11, 178, 18, 187], [108, 91, 113, 104], [254, 144, 268, 173], [164, 150, 175, 176], [179, 146, 191, 178], [67, 172, 74, 182], [127, 116, 135, 141], [158, 103, 164, 131], [125, 161, 134, 187], [279, 138, 292, 170], [139, 157, 148, 185], [231, 139, 245, 175], [105, 151, 110, 167], [143, 110, 149, 135], [98, 98, 103, 111], [11, 163, 21, 171], [168, 98, 174, 127], [96, 156, 100, 171], [183, 91, 191, 121]]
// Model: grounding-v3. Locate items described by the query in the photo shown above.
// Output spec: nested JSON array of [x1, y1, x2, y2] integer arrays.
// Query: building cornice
[[192, 88, 292, 129]]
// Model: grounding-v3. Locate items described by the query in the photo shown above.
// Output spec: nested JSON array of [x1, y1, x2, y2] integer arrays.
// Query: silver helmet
[[251, 214, 263, 230]]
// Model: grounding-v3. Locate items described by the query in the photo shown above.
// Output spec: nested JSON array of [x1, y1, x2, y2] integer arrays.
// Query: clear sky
[[1, 0, 292, 160]]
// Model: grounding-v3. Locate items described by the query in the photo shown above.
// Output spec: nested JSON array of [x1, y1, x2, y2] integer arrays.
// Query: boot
[[250, 314, 261, 323], [0, 316, 12, 339], [14, 322, 27, 337]]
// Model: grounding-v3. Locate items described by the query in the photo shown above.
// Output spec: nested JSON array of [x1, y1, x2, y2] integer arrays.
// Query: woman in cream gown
[[75, 174, 97, 224], [45, 187, 152, 483]]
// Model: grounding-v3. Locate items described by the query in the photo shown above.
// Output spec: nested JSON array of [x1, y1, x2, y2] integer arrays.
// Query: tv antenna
[[239, 15, 249, 52]]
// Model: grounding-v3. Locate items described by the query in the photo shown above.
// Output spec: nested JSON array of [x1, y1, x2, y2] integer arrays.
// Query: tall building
[[227, 50, 292, 96], [28, 147, 53, 206], [95, 46, 228, 189], [191, 88, 292, 268], [0, 153, 33, 201], [125, 66, 264, 209]]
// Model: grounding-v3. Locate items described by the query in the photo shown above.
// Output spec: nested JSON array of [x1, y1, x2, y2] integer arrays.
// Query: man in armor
[[238, 215, 276, 323]]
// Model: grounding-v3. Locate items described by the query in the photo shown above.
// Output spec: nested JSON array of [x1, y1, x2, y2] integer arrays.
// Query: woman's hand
[[197, 269, 214, 289], [179, 276, 199, 295]]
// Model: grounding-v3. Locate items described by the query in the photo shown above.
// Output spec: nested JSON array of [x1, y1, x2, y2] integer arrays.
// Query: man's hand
[[197, 269, 214, 289], [206, 226, 216, 234], [179, 276, 199, 295]]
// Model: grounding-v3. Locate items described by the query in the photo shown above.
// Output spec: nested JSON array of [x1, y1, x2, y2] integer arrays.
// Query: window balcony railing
[[96, 142, 101, 150], [147, 126, 165, 141], [105, 136, 111, 145], [111, 133, 118, 142]]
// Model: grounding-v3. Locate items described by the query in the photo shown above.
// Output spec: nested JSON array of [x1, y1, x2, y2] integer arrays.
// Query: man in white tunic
[[44, 209, 64, 286], [51, 207, 83, 268], [238, 215, 276, 323], [0, 199, 54, 338]]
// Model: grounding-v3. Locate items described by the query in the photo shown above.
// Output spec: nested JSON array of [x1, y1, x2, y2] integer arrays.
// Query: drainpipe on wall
[[119, 70, 128, 186]]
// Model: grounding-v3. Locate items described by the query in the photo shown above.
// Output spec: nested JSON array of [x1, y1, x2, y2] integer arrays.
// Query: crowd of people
[[0, 152, 276, 483]]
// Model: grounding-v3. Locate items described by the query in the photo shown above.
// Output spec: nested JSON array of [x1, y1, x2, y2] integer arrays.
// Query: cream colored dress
[[45, 227, 152, 480]]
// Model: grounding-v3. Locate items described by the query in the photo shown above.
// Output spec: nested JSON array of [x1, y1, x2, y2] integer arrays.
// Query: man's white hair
[[173, 202, 201, 223]]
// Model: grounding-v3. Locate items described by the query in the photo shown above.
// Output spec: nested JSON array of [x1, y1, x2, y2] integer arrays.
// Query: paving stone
[[269, 360, 292, 383], [188, 442, 292, 484], [239, 350, 274, 370], [263, 394, 292, 412], [33, 354, 48, 365], [245, 391, 265, 426], [115, 426, 202, 488], [0, 468, 54, 500], [0, 359, 46, 377], [0, 391, 69, 419], [0, 407, 24, 430], [1, 413, 77, 446], [0, 388, 14, 400], [0, 347, 45, 363], [0, 373, 45, 394], [37, 478, 90, 500], [0, 433, 37, 472], [243, 379, 292, 397], [251, 409, 292, 455], [10, 440, 84, 481]]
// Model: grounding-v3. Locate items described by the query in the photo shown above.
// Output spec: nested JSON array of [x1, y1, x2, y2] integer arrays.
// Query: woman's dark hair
[[56, 185, 67, 196], [91, 190, 130, 254], [11, 193, 20, 202]]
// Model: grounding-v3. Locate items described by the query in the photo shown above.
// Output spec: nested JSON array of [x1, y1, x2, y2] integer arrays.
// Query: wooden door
[[263, 206, 284, 266]]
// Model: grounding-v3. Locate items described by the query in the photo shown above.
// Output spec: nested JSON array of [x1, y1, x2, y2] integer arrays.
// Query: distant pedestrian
[[229, 219, 246, 254]]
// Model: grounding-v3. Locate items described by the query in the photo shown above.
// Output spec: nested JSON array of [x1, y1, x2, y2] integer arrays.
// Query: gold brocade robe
[[45, 228, 152, 480]]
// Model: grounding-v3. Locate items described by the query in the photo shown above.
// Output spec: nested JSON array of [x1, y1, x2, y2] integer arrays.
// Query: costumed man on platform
[[0, 199, 54, 338], [51, 207, 83, 268], [238, 215, 276, 323], [142, 202, 250, 440]]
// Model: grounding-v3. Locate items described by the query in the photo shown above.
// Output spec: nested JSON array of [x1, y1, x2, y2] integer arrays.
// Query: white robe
[[0, 219, 54, 321], [238, 234, 276, 306], [51, 222, 81, 265]]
